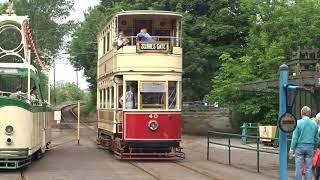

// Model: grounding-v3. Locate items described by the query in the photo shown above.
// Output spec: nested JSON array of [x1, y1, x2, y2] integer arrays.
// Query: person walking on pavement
[[290, 106, 318, 180]]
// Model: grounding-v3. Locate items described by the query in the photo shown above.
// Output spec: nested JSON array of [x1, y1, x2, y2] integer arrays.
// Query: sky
[[50, 0, 100, 89], [0, 0, 100, 89]]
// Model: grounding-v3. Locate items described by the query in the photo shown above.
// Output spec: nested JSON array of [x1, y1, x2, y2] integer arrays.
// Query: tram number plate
[[149, 114, 159, 119]]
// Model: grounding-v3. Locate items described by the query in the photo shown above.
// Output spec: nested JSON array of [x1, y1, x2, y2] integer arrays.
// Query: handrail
[[207, 130, 292, 173]]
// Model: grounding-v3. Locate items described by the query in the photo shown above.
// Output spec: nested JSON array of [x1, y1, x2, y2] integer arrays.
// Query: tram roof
[[0, 14, 29, 25], [114, 10, 182, 17]]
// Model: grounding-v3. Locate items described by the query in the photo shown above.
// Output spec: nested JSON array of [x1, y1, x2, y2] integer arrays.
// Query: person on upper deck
[[136, 28, 153, 42], [115, 30, 129, 50], [30, 86, 39, 105]]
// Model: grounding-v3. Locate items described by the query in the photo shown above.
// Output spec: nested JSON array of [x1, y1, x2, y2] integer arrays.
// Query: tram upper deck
[[97, 10, 182, 79]]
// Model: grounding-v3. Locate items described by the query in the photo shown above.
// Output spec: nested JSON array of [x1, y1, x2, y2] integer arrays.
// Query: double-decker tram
[[96, 10, 184, 159]]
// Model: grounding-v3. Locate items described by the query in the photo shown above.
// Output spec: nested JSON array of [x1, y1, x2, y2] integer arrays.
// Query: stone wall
[[182, 108, 234, 135]]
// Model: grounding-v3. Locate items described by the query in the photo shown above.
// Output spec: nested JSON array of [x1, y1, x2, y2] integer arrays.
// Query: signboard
[[0, 68, 18, 74], [137, 41, 171, 53], [54, 111, 61, 121], [279, 112, 297, 133]]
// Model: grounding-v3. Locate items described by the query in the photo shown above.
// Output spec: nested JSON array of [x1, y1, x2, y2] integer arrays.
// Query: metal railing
[[207, 130, 292, 172]]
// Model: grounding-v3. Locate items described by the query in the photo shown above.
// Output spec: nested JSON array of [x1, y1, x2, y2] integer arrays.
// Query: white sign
[[54, 111, 61, 121]]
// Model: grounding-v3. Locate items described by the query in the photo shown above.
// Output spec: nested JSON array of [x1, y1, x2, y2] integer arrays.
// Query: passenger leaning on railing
[[289, 106, 318, 180], [114, 30, 129, 50], [136, 28, 153, 42]]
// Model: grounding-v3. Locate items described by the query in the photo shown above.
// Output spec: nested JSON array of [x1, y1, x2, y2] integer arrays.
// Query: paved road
[[0, 110, 292, 179]]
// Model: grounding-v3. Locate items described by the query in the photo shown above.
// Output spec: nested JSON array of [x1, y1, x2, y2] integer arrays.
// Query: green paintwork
[[0, 97, 48, 112], [0, 148, 31, 169]]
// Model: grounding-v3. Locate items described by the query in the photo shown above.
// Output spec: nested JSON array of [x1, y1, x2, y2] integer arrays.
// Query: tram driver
[[120, 85, 136, 109]]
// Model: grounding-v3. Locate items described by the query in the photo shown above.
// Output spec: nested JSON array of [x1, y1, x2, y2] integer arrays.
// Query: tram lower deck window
[[140, 82, 165, 109]]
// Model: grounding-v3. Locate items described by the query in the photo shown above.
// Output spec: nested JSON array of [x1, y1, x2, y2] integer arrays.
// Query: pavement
[[0, 122, 294, 180]]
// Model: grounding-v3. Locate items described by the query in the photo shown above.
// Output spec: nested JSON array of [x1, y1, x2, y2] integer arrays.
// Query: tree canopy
[[69, 0, 320, 121], [207, 0, 320, 122], [68, 0, 249, 105]]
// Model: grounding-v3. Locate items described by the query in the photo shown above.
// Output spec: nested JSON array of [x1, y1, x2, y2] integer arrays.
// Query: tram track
[[129, 162, 161, 180], [173, 161, 218, 180], [20, 170, 26, 180], [127, 160, 220, 180], [49, 103, 97, 150]]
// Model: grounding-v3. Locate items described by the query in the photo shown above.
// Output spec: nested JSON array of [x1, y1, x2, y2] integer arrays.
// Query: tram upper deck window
[[140, 82, 166, 109]]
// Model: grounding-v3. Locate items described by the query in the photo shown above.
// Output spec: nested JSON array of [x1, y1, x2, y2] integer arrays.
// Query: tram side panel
[[123, 112, 181, 140], [98, 109, 115, 134]]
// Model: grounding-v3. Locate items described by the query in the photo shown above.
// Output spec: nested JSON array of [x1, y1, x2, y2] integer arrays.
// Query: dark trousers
[[316, 166, 320, 180]]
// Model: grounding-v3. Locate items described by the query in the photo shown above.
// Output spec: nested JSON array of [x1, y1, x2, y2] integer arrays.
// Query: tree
[[207, 0, 320, 122], [69, 0, 249, 110], [51, 81, 88, 105]]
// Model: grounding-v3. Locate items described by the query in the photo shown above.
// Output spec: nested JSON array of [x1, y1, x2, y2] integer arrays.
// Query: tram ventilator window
[[141, 82, 166, 109]]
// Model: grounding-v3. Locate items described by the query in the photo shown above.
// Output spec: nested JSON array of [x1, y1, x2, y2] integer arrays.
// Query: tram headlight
[[5, 125, 14, 135], [148, 120, 159, 131], [6, 138, 12, 145]]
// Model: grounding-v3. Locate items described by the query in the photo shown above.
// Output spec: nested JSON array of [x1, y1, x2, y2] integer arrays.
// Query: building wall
[[182, 108, 234, 135]]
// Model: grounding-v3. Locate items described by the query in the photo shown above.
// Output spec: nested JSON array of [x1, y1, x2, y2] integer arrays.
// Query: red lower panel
[[124, 112, 181, 140]]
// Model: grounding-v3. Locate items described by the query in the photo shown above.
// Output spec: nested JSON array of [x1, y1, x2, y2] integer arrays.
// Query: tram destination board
[[137, 41, 171, 53], [279, 112, 297, 133]]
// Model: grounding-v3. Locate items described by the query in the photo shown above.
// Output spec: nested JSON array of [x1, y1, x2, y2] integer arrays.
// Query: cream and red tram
[[96, 10, 184, 159]]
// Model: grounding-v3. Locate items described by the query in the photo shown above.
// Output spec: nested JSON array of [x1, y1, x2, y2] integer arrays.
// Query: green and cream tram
[[0, 4, 52, 169]]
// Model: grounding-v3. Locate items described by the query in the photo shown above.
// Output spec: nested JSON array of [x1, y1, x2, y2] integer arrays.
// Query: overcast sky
[[51, 0, 100, 89], [0, 0, 100, 89]]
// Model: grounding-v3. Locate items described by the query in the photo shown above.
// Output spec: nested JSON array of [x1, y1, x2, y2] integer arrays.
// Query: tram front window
[[141, 82, 165, 109], [0, 74, 28, 98]]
